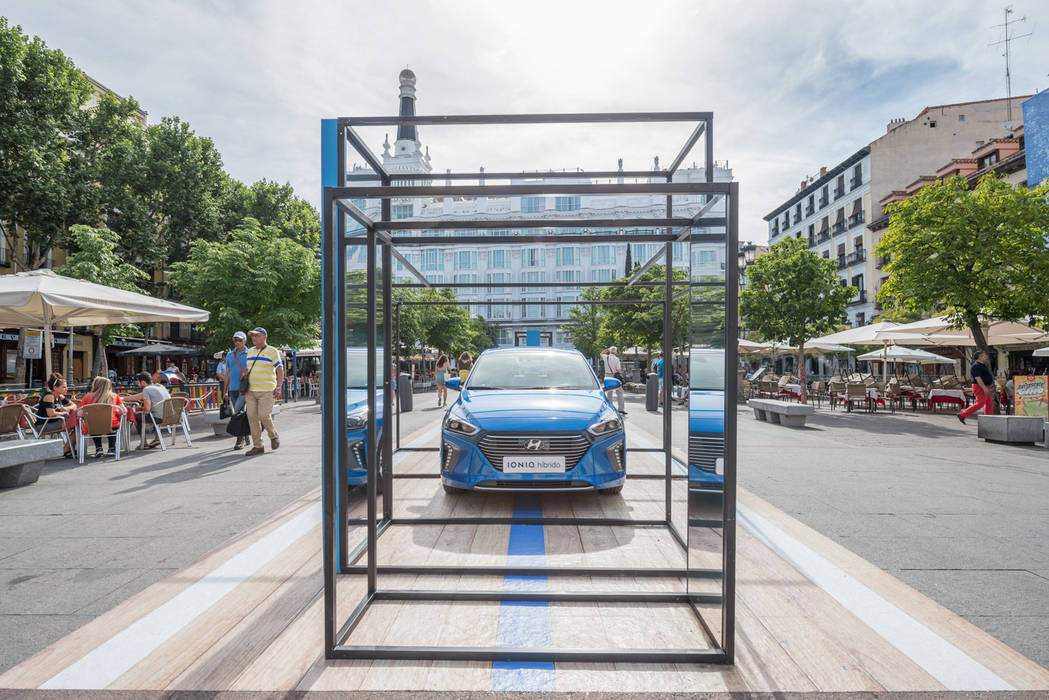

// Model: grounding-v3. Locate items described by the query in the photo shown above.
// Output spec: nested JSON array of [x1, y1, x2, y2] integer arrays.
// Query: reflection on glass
[[687, 233, 727, 648]]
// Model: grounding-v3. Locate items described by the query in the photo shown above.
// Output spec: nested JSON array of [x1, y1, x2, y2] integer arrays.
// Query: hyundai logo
[[523, 439, 548, 451]]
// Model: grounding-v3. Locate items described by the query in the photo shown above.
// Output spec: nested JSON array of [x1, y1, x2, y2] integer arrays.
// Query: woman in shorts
[[435, 354, 450, 407]]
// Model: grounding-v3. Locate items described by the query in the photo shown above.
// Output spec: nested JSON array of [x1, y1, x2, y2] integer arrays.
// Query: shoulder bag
[[238, 349, 263, 394]]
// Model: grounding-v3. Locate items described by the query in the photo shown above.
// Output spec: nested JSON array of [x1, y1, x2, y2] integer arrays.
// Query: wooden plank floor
[[2, 421, 1048, 694]]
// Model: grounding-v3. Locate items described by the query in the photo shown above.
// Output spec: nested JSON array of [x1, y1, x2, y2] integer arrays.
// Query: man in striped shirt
[[244, 327, 284, 456]]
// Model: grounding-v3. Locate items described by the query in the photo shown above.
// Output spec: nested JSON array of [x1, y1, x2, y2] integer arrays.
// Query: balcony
[[848, 211, 865, 227], [875, 255, 889, 270], [846, 249, 866, 266], [850, 175, 862, 189], [817, 196, 828, 208], [848, 290, 867, 306], [770, 224, 779, 236], [836, 255, 847, 270], [833, 186, 845, 199], [832, 221, 846, 236], [804, 204, 814, 216], [818, 231, 831, 243]]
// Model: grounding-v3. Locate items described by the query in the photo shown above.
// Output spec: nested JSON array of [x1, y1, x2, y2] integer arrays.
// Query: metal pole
[[366, 224, 377, 595], [320, 187, 336, 656], [67, 329, 74, 384], [382, 240, 393, 522], [395, 302, 401, 451], [723, 182, 739, 662], [664, 185, 673, 527], [336, 124, 349, 575]]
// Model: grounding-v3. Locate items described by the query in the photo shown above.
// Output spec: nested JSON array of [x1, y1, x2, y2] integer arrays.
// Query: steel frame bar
[[342, 564, 721, 578], [347, 169, 680, 181], [323, 108, 735, 665]]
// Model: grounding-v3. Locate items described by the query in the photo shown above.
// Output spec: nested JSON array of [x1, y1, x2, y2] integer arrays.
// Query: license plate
[[503, 455, 566, 473]]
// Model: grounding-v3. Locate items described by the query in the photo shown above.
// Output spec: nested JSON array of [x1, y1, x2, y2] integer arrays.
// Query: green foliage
[[602, 265, 690, 351], [740, 237, 854, 391], [876, 174, 1049, 349], [169, 219, 321, 352], [561, 287, 604, 362], [222, 178, 320, 250], [56, 224, 149, 345], [0, 18, 95, 268]]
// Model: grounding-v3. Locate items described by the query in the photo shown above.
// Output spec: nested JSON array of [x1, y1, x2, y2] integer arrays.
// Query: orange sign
[[1013, 374, 1049, 419]]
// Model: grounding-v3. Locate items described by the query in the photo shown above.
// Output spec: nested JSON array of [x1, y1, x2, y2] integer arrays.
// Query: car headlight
[[587, 411, 623, 436], [444, 407, 478, 435], [346, 408, 369, 430]]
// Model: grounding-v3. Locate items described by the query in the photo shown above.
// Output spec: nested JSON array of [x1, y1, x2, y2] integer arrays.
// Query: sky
[[4, 0, 1048, 243]]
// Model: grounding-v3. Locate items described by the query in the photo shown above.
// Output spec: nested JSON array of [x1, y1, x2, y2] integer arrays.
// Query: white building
[[348, 70, 733, 347], [763, 148, 874, 327]]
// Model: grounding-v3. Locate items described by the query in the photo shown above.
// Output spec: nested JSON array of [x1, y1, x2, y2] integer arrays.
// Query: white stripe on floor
[[737, 502, 1013, 691], [627, 429, 688, 475], [41, 503, 322, 690]]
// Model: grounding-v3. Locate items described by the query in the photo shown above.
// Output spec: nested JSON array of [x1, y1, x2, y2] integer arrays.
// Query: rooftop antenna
[[989, 5, 1031, 124]]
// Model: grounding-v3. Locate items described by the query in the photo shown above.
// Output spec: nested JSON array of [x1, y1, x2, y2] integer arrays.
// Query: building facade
[[348, 70, 733, 348], [763, 148, 873, 327]]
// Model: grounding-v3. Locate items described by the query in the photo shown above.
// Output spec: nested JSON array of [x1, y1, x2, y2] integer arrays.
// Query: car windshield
[[690, 350, 725, 391], [346, 350, 384, 389], [468, 352, 598, 390]]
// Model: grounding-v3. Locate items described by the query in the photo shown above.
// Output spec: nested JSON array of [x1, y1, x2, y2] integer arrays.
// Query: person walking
[[223, 331, 250, 450], [599, 346, 627, 414], [655, 351, 665, 406], [435, 353, 450, 407], [243, 327, 284, 456], [457, 351, 473, 384], [958, 350, 995, 424]]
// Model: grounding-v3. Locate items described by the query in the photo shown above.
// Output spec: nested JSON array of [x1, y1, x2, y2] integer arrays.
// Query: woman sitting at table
[[77, 376, 126, 458], [35, 373, 76, 458]]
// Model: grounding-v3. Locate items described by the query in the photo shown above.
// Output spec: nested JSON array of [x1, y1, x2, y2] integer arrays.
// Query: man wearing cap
[[223, 331, 250, 450], [243, 327, 284, 456], [599, 346, 627, 414]]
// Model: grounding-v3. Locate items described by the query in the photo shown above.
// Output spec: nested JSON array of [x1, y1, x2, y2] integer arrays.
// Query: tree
[[169, 218, 321, 353], [603, 265, 690, 353], [0, 19, 95, 268], [740, 237, 855, 398], [876, 174, 1049, 350], [56, 225, 149, 376], [562, 287, 604, 365], [222, 178, 321, 250], [624, 244, 633, 276], [467, 315, 500, 354]]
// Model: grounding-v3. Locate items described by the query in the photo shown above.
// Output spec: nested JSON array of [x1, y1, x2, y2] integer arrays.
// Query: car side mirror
[[603, 377, 622, 391], [445, 377, 462, 391]]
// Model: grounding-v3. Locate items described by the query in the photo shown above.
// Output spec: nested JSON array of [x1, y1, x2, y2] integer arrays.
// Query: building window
[[522, 248, 544, 267], [555, 196, 580, 211], [928, 120, 936, 128], [391, 204, 414, 220], [590, 268, 614, 283], [454, 251, 477, 269], [420, 250, 443, 271], [557, 296, 577, 316], [487, 272, 511, 294], [851, 274, 864, 290], [523, 270, 545, 292], [488, 250, 510, 268], [591, 245, 615, 265], [556, 269, 581, 284], [556, 247, 578, 266], [523, 302, 545, 319], [672, 242, 686, 262], [521, 196, 546, 213]]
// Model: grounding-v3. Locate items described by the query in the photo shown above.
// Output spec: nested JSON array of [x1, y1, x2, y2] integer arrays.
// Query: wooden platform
[[2, 422, 1047, 694]]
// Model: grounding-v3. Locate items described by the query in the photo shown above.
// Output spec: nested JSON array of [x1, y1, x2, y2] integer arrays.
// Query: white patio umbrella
[[0, 269, 210, 380], [881, 316, 1049, 346], [1034, 347, 1049, 357], [856, 345, 954, 364]]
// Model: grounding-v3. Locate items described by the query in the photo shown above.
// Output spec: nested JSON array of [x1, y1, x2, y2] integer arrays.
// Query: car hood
[[457, 389, 610, 432], [689, 390, 724, 432], [346, 388, 383, 415]]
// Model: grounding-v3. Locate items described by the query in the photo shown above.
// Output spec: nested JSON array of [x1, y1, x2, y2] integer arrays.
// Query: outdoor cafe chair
[[0, 403, 36, 440], [844, 383, 869, 412], [76, 403, 122, 465], [827, 380, 846, 409], [143, 397, 192, 451]]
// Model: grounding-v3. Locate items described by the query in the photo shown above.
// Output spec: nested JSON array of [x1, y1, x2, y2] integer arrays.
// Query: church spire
[[396, 68, 417, 142]]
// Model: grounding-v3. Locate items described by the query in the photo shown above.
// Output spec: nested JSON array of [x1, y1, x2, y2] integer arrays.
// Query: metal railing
[[848, 211, 865, 227], [832, 221, 846, 235], [833, 186, 845, 199]]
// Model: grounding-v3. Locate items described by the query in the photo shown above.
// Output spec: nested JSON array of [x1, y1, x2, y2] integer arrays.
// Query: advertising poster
[[1013, 374, 1049, 419]]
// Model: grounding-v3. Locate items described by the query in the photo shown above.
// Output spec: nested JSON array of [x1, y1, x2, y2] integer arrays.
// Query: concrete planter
[[977, 415, 1045, 445], [0, 439, 65, 488]]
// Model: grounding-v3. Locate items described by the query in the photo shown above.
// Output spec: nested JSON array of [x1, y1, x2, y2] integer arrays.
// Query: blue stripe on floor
[[490, 493, 556, 692]]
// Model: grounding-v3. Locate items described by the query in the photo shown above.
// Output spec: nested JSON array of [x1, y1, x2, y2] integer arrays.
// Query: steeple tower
[[383, 69, 431, 174]]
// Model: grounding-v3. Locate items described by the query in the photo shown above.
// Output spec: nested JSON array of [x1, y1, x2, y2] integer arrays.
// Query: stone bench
[[748, 398, 814, 428], [977, 415, 1046, 445], [0, 439, 65, 488], [203, 404, 282, 436]]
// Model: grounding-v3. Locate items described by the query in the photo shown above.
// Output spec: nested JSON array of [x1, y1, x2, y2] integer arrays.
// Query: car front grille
[[688, 433, 724, 473], [477, 433, 591, 471]]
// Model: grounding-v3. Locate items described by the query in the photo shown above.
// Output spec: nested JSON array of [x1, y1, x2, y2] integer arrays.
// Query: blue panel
[[320, 118, 338, 569], [1023, 89, 1049, 186], [526, 329, 540, 347]]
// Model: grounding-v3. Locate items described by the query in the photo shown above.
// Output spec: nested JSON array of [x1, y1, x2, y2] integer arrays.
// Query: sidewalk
[[0, 402, 322, 674]]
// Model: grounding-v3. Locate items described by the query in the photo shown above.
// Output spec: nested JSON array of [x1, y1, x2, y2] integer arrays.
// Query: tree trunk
[[964, 311, 988, 353]]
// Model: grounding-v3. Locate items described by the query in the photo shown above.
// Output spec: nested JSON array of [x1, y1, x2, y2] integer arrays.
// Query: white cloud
[[5, 0, 1048, 242]]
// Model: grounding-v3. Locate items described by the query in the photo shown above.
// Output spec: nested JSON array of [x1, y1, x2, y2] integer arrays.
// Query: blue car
[[345, 349, 384, 491], [440, 348, 626, 494], [688, 349, 725, 490]]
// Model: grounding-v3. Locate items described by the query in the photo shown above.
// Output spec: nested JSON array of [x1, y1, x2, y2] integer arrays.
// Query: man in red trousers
[[958, 350, 995, 424]]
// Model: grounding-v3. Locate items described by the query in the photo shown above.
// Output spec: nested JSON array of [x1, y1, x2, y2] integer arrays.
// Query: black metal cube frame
[[321, 111, 739, 663]]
